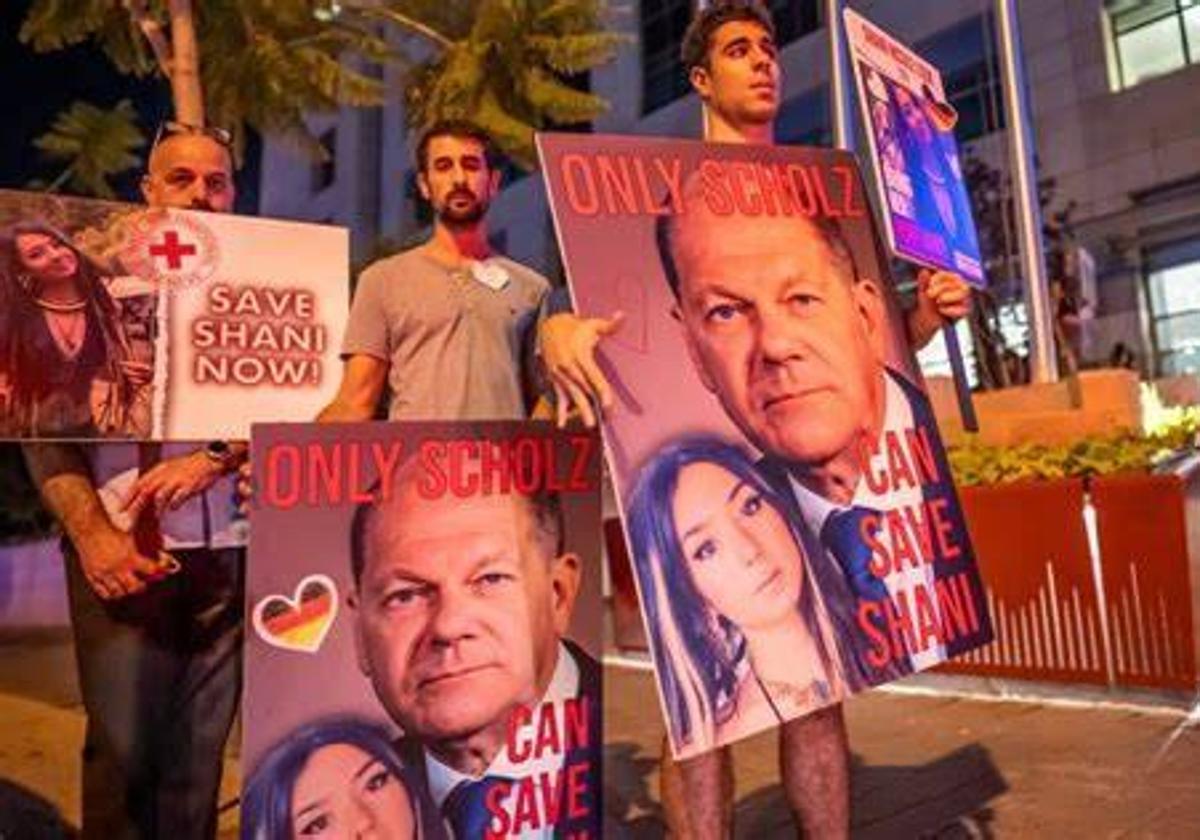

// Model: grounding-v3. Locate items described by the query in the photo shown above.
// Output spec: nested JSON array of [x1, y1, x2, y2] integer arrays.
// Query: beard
[[436, 188, 488, 225]]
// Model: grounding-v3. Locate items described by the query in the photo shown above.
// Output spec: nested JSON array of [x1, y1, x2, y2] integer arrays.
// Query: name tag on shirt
[[470, 259, 511, 291]]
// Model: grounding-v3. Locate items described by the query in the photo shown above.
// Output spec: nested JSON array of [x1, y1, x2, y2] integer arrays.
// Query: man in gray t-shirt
[[320, 120, 549, 422]]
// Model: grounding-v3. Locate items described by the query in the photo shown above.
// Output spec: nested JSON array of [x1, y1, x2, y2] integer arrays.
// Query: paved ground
[[604, 664, 1200, 838], [2, 632, 1199, 837]]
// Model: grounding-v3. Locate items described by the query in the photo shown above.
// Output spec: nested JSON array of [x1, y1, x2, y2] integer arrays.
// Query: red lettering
[[864, 512, 890, 579], [859, 600, 893, 669], [568, 435, 594, 492], [448, 440, 480, 497], [903, 504, 934, 560], [416, 441, 447, 499], [512, 777, 541, 832], [534, 700, 562, 758], [480, 440, 511, 495], [884, 589, 917, 661], [930, 498, 962, 560], [562, 154, 600, 215], [308, 442, 341, 506], [484, 780, 513, 839], [914, 582, 945, 650], [935, 572, 981, 641], [597, 155, 638, 215], [907, 425, 939, 484], [264, 444, 301, 509], [834, 164, 865, 217], [655, 157, 684, 214], [729, 162, 762, 215], [885, 509, 919, 572], [566, 762, 589, 820], [699, 160, 734, 215], [565, 696, 589, 750], [786, 164, 818, 215], [507, 704, 534, 763], [884, 430, 917, 490]]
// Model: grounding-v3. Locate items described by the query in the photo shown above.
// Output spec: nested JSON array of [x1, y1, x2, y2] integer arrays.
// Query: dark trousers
[[63, 542, 243, 840]]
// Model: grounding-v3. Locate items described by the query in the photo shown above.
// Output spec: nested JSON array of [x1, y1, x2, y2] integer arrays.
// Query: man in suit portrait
[[346, 454, 601, 840], [656, 175, 990, 690]]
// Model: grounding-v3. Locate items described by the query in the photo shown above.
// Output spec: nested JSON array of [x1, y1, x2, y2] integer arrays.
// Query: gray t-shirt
[[342, 249, 549, 420]]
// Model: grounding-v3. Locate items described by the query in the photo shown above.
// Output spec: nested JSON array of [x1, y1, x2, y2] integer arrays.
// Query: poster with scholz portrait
[[244, 421, 603, 839], [538, 133, 992, 759], [0, 189, 346, 440], [844, 8, 986, 287]]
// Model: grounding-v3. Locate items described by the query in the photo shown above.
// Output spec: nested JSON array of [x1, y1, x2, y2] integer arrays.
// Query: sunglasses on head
[[151, 120, 234, 150]]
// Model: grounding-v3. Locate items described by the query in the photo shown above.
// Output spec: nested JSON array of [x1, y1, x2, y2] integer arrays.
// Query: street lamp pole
[[996, 0, 1058, 383], [825, 0, 854, 151]]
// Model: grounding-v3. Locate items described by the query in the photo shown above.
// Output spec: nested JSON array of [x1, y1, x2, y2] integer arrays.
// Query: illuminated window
[[1147, 240, 1200, 375], [918, 15, 1006, 142], [1107, 0, 1199, 89]]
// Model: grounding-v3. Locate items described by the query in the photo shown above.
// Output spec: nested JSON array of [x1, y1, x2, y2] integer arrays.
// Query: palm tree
[[28, 100, 146, 199], [20, 0, 391, 149], [20, 1, 623, 169], [339, 0, 625, 169]]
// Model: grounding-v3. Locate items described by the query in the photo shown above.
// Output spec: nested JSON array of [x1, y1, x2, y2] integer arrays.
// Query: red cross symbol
[[148, 230, 197, 270]]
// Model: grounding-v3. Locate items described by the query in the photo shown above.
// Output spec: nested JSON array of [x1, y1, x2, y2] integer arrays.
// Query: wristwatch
[[203, 440, 240, 473]]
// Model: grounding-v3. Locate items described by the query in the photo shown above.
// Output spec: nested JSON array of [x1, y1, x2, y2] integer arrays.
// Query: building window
[[640, 0, 821, 115], [1107, 0, 1200, 89], [918, 15, 1005, 142], [1147, 238, 1200, 374], [641, 0, 694, 114], [312, 128, 336, 192]]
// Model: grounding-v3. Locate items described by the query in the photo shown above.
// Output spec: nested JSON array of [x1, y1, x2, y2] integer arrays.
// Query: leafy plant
[[948, 413, 1200, 486], [386, 0, 624, 169], [27, 100, 145, 199], [19, 0, 392, 156]]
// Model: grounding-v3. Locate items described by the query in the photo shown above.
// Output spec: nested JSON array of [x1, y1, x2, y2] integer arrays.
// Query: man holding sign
[[538, 3, 976, 838], [23, 125, 247, 840]]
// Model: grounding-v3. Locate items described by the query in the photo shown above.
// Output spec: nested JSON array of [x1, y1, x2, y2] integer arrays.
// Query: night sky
[[1, 0, 259, 211]]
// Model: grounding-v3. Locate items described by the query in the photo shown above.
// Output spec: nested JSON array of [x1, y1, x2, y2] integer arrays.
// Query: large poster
[[538, 133, 993, 759], [844, 8, 985, 286], [244, 421, 603, 839], [0, 190, 347, 440]]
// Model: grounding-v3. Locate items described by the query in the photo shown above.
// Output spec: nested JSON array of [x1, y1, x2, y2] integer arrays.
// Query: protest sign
[[539, 133, 993, 758], [244, 421, 603, 838], [0, 189, 347, 439], [844, 8, 986, 286]]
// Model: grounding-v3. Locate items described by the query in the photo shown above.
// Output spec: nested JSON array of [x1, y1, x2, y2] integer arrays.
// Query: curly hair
[[680, 0, 776, 73]]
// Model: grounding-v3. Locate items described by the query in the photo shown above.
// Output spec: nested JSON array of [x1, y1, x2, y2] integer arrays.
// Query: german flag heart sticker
[[252, 574, 338, 654]]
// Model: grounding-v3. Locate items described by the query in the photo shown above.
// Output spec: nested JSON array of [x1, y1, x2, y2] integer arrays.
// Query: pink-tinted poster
[[244, 421, 603, 839], [0, 189, 346, 440], [844, 8, 986, 286], [538, 133, 992, 759]]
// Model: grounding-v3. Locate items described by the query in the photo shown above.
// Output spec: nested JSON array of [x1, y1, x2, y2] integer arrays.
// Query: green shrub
[[947, 414, 1199, 487]]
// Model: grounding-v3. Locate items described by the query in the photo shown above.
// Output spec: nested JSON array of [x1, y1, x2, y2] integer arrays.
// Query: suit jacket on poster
[[758, 367, 991, 692], [395, 639, 602, 840]]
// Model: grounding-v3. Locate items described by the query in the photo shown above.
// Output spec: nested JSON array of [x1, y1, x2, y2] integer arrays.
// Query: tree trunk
[[168, 0, 204, 126]]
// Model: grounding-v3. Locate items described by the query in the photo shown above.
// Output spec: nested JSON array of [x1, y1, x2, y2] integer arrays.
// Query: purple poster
[[244, 421, 603, 839], [845, 8, 986, 286], [538, 133, 993, 759]]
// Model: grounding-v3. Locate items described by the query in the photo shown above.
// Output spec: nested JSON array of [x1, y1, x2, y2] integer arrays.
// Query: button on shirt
[[789, 372, 945, 671], [427, 642, 579, 840], [342, 250, 549, 421]]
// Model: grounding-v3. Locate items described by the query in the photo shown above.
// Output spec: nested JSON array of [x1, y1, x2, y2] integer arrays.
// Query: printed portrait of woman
[[0, 221, 154, 438], [888, 84, 980, 261], [627, 437, 845, 757], [242, 718, 427, 840]]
